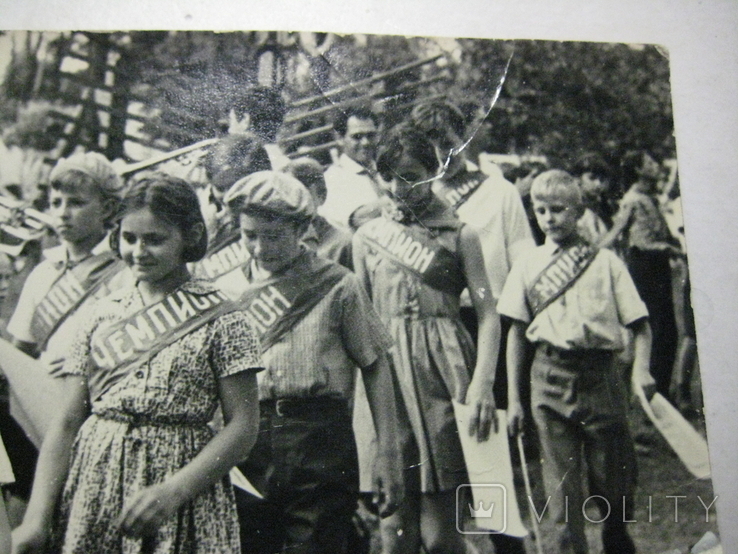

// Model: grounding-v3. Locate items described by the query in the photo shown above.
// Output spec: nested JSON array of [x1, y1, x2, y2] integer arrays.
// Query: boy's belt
[[260, 397, 348, 418], [537, 342, 614, 363]]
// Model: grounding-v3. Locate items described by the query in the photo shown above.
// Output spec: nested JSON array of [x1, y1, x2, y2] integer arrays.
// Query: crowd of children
[[0, 93, 694, 554]]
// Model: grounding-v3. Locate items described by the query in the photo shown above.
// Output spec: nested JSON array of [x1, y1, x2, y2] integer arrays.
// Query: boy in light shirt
[[499, 169, 655, 554]]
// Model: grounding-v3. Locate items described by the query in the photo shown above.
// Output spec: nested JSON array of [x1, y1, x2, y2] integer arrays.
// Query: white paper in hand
[[636, 391, 711, 479], [0, 338, 64, 447], [452, 401, 528, 537]]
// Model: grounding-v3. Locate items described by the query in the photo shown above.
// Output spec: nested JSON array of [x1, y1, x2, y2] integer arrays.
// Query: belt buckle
[[275, 398, 288, 417]]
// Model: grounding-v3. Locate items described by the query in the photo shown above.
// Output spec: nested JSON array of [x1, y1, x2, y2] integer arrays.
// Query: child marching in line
[[283, 157, 354, 269], [411, 99, 532, 554], [410, 100, 534, 309], [498, 170, 656, 554], [8, 151, 130, 369], [3, 152, 130, 524], [193, 133, 271, 287], [352, 125, 500, 554], [12, 174, 262, 553], [222, 171, 406, 554]]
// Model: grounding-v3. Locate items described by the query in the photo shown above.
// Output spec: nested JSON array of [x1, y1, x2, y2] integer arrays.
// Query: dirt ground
[[364, 401, 719, 554]]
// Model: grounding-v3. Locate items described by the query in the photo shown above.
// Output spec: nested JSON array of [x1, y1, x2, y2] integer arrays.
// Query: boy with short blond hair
[[498, 169, 655, 554]]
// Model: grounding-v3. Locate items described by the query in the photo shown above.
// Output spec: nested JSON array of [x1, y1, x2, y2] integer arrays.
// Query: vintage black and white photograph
[[0, 29, 723, 554]]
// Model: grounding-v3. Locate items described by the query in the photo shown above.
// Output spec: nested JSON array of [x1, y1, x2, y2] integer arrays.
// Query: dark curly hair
[[376, 124, 439, 183], [410, 100, 467, 147], [620, 150, 658, 186], [333, 106, 379, 137], [110, 173, 208, 263], [204, 133, 271, 194], [231, 86, 287, 143]]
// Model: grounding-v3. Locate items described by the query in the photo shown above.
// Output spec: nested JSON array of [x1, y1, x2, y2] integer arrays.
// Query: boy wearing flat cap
[[223, 171, 407, 554]]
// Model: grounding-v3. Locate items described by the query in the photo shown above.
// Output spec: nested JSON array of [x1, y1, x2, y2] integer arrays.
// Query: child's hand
[[372, 455, 404, 518], [507, 401, 525, 437], [465, 378, 498, 442], [11, 523, 49, 554], [633, 372, 658, 402], [116, 481, 186, 538]]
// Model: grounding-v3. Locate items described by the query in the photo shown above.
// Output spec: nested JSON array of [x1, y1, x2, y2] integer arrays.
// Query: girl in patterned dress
[[12, 174, 262, 554], [352, 126, 501, 554]]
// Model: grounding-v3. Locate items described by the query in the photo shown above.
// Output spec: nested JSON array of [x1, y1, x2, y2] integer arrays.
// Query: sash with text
[[437, 171, 485, 211], [88, 287, 234, 400], [526, 242, 598, 319], [236, 258, 347, 352], [30, 252, 124, 347], [196, 235, 251, 280], [358, 218, 466, 296]]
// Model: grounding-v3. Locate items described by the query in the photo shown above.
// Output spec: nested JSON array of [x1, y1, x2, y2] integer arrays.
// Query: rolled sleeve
[[340, 275, 392, 369], [497, 260, 532, 324], [610, 254, 649, 326]]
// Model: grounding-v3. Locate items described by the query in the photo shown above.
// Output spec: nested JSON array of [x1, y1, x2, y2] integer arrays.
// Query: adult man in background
[[320, 107, 386, 230]]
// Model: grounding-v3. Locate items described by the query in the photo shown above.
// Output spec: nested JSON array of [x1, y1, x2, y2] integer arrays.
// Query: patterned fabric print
[[354, 222, 474, 493], [53, 280, 262, 554], [615, 187, 673, 250]]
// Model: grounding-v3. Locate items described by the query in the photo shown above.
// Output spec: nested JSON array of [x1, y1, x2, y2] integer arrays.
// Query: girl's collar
[[385, 193, 451, 225]]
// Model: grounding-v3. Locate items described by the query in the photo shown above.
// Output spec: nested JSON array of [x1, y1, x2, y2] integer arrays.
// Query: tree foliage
[[0, 32, 675, 167], [455, 40, 674, 167]]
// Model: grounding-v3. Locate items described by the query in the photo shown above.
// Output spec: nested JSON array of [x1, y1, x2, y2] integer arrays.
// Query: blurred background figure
[[283, 157, 353, 269], [201, 133, 271, 246], [571, 153, 613, 245], [600, 150, 682, 399], [228, 85, 290, 171]]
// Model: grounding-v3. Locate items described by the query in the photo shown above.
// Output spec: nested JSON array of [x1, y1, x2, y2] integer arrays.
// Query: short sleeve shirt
[[497, 240, 648, 350], [238, 251, 391, 400], [446, 169, 535, 302], [259, 272, 390, 400], [7, 241, 132, 367], [321, 153, 383, 227]]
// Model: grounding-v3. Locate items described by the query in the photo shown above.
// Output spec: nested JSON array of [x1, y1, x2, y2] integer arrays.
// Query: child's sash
[[437, 171, 485, 210], [236, 258, 347, 352], [196, 234, 251, 280], [88, 287, 234, 401], [30, 252, 124, 348], [526, 242, 598, 319], [358, 218, 466, 296]]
